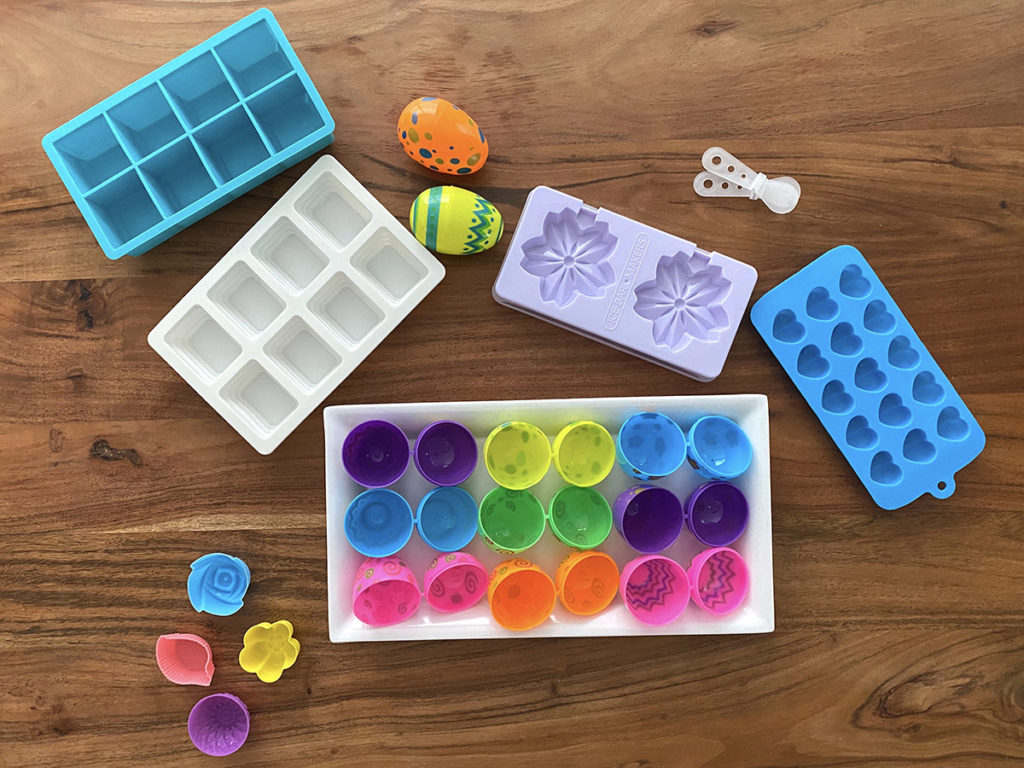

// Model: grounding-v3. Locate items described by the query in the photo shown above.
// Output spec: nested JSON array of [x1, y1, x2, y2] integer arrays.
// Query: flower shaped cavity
[[520, 208, 617, 308], [633, 251, 732, 349]]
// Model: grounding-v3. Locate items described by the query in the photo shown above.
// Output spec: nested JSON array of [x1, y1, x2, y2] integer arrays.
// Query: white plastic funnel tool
[[693, 147, 801, 214]]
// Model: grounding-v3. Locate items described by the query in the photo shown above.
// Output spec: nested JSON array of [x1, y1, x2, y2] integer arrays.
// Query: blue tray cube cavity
[[42, 9, 334, 259], [750, 245, 985, 510]]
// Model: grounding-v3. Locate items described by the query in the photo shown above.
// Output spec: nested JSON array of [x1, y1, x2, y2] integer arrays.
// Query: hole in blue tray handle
[[932, 478, 955, 499]]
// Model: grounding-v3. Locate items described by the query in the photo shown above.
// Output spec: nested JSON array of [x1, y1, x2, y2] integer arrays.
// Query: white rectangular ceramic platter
[[149, 155, 445, 453], [325, 394, 774, 642]]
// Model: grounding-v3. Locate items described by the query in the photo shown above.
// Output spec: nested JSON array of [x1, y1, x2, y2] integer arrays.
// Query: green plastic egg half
[[409, 186, 503, 255]]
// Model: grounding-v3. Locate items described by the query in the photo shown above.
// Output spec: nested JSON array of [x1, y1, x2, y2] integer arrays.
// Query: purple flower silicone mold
[[492, 185, 760, 381], [633, 251, 732, 350], [520, 208, 617, 308]]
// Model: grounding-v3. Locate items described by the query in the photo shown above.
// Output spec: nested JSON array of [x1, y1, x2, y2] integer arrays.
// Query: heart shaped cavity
[[912, 371, 944, 405], [879, 393, 911, 427], [887, 336, 920, 370], [854, 357, 887, 392], [863, 300, 896, 334], [937, 406, 969, 441], [830, 322, 863, 356], [772, 309, 805, 343], [822, 380, 854, 414], [846, 416, 878, 450], [797, 345, 830, 379], [903, 429, 937, 463], [870, 451, 903, 485], [806, 287, 839, 321], [839, 264, 871, 298]]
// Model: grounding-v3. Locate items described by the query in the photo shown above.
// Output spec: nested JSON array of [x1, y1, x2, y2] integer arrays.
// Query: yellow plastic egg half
[[409, 186, 503, 255], [397, 97, 489, 175]]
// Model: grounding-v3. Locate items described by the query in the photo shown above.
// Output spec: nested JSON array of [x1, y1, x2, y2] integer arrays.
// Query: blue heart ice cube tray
[[41, 9, 334, 260], [750, 245, 984, 510]]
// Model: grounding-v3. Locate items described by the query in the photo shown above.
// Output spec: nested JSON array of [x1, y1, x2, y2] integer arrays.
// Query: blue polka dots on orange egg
[[397, 97, 489, 175]]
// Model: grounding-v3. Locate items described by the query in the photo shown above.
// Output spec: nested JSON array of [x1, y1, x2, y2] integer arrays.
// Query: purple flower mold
[[493, 186, 757, 381], [188, 692, 250, 756], [634, 251, 732, 349], [519, 208, 617, 308]]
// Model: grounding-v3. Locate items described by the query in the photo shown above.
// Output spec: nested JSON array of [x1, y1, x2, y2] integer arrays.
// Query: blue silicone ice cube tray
[[750, 245, 984, 510], [41, 9, 334, 260]]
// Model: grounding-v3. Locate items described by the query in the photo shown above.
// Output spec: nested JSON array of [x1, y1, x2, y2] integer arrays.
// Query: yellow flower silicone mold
[[238, 620, 299, 683]]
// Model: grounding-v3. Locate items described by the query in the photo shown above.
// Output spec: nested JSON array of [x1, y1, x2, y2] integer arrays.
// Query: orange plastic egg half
[[397, 97, 488, 175]]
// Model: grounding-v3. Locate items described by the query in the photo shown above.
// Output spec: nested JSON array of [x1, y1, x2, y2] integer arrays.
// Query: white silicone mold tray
[[325, 395, 774, 642], [150, 155, 445, 453]]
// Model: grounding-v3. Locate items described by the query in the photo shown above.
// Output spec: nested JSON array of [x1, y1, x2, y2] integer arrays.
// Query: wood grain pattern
[[1, 0, 1022, 765]]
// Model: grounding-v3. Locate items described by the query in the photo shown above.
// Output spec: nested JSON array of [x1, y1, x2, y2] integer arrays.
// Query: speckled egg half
[[398, 97, 488, 175], [409, 186, 503, 255]]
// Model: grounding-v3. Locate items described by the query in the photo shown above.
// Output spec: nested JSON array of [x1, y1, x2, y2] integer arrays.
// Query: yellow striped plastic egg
[[409, 186, 503, 255]]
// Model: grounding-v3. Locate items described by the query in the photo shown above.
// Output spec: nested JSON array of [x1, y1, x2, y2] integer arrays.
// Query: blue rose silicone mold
[[188, 552, 251, 616]]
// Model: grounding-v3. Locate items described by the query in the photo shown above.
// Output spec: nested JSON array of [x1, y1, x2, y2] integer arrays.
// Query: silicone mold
[[325, 394, 774, 642], [239, 620, 300, 683], [149, 155, 445, 454], [751, 245, 985, 509], [41, 9, 334, 260], [188, 693, 250, 756], [155, 633, 215, 686], [493, 187, 758, 381], [187, 553, 250, 616]]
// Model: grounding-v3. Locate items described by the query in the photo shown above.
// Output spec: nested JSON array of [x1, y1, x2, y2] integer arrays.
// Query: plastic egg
[[409, 186, 503, 255], [397, 97, 488, 175]]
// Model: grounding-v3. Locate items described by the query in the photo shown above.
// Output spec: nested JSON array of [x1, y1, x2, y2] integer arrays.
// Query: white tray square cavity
[[325, 394, 774, 643], [149, 155, 445, 453]]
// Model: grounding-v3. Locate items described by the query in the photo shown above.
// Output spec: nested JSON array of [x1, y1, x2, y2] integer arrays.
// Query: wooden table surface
[[2, 1, 1022, 765]]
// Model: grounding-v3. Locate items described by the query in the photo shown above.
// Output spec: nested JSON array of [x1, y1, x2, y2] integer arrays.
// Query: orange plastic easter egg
[[397, 97, 488, 175]]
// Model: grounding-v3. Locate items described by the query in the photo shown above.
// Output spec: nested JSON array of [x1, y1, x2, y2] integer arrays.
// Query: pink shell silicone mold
[[520, 207, 617, 308], [633, 250, 732, 350], [155, 633, 214, 686]]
